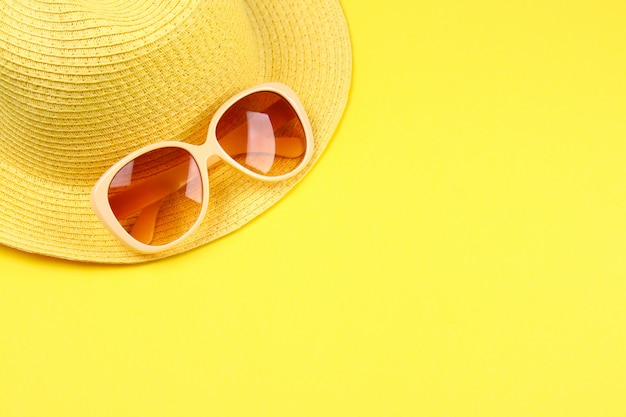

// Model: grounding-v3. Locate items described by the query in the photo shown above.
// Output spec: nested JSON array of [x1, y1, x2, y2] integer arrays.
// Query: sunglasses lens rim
[[214, 87, 312, 180], [93, 145, 206, 252]]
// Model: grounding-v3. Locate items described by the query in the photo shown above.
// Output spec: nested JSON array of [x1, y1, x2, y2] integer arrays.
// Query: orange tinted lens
[[107, 147, 203, 246], [215, 91, 307, 177]]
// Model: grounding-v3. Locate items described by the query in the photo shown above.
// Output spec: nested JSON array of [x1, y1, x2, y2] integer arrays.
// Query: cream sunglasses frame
[[91, 82, 314, 253]]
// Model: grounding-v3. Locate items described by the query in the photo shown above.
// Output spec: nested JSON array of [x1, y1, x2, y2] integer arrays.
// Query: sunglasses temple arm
[[219, 128, 306, 159], [129, 200, 163, 244]]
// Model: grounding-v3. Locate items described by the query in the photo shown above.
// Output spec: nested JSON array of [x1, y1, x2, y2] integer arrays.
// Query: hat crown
[[0, 0, 260, 186]]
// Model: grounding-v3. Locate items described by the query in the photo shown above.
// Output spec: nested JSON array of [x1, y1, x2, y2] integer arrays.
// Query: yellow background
[[2, 1, 626, 415]]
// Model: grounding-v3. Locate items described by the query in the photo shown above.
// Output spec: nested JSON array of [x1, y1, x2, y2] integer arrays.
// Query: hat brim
[[0, 0, 352, 263]]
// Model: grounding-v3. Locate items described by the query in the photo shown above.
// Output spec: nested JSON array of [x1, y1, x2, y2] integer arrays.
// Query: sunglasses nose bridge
[[195, 135, 224, 169]]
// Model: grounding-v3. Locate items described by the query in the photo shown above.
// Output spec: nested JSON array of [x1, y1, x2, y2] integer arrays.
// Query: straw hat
[[0, 0, 352, 263]]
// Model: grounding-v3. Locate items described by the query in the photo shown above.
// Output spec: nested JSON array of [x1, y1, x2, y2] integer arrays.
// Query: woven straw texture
[[0, 0, 352, 263]]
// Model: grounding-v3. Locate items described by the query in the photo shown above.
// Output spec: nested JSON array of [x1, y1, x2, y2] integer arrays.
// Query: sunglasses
[[91, 83, 313, 253]]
